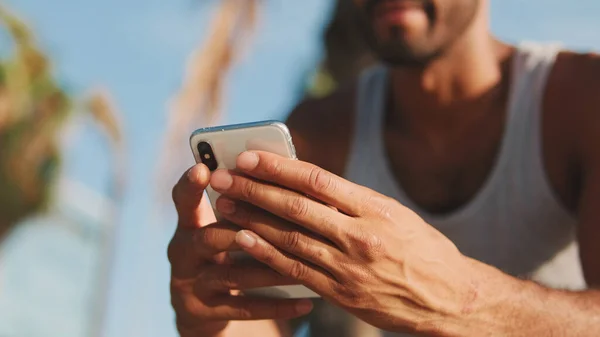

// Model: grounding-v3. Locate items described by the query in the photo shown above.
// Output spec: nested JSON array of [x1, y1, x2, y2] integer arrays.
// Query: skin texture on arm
[[485, 53, 600, 336], [439, 53, 600, 336], [447, 101, 600, 336], [206, 145, 600, 336], [456, 52, 600, 337]]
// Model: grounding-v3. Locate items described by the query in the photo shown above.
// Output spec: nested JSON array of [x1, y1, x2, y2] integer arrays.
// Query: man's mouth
[[372, 0, 429, 25]]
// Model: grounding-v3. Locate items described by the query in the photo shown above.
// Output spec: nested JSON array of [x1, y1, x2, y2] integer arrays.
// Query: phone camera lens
[[197, 141, 218, 171]]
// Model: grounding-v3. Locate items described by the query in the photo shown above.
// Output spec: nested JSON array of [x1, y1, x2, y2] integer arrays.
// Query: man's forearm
[[431, 259, 600, 337]]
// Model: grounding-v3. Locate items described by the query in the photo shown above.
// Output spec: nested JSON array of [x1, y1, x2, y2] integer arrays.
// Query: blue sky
[[3, 0, 600, 336]]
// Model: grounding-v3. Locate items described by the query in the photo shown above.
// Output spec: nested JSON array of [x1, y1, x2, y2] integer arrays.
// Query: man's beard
[[356, 0, 481, 68], [358, 0, 440, 67], [361, 24, 442, 68]]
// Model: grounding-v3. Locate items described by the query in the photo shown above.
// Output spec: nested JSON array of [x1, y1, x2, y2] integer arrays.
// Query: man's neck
[[387, 19, 514, 138]]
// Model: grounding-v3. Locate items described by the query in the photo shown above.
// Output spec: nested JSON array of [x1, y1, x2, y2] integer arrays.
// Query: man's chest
[[382, 111, 506, 215], [312, 104, 577, 217]]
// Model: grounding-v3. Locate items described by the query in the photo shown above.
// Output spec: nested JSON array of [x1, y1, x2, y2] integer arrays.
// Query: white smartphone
[[190, 120, 320, 299]]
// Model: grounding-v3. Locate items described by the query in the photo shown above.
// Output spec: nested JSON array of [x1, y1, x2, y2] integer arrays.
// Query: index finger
[[235, 151, 369, 216], [173, 164, 216, 228]]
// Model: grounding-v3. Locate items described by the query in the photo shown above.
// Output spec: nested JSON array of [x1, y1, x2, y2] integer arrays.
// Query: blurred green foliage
[[0, 6, 71, 237], [0, 6, 121, 241]]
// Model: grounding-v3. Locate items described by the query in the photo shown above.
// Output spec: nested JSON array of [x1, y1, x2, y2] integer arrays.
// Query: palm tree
[[0, 6, 123, 243], [0, 6, 68, 241], [0, 6, 125, 337], [158, 0, 258, 198]]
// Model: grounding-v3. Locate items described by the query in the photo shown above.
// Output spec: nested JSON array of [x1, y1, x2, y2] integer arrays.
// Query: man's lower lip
[[376, 7, 424, 24]]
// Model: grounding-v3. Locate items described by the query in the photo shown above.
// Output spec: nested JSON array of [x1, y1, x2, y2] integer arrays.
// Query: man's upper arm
[[284, 88, 354, 176], [572, 53, 600, 286], [578, 150, 600, 286]]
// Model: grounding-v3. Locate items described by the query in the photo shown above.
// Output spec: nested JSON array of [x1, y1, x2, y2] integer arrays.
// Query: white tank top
[[344, 42, 586, 337]]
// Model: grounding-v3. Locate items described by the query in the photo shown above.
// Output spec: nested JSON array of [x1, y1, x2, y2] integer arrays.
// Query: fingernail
[[237, 152, 259, 171], [236, 231, 257, 248], [216, 198, 236, 215], [295, 300, 313, 314], [210, 170, 233, 191]]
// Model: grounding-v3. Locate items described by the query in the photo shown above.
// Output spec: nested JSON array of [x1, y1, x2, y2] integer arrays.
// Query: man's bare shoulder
[[551, 51, 600, 112], [544, 51, 600, 210], [285, 84, 356, 175], [549, 51, 600, 147], [287, 84, 356, 138]]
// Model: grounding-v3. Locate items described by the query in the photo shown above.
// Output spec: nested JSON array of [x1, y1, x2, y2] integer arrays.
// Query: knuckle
[[170, 278, 190, 295], [349, 229, 383, 261], [363, 195, 396, 219], [308, 246, 329, 264], [308, 167, 335, 194], [171, 282, 205, 318], [184, 297, 206, 318], [288, 261, 310, 280], [167, 232, 190, 265], [171, 296, 188, 319], [353, 266, 373, 285], [363, 232, 384, 258], [234, 303, 254, 320], [259, 244, 278, 266], [240, 180, 259, 200], [192, 227, 211, 247], [321, 215, 344, 239], [285, 196, 309, 218], [241, 207, 259, 228], [192, 227, 224, 258], [175, 316, 200, 336], [282, 231, 302, 251], [170, 292, 181, 311], [264, 158, 284, 177], [171, 183, 180, 204], [167, 238, 179, 264]]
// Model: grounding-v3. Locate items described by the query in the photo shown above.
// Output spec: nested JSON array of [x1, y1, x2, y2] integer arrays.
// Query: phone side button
[[290, 143, 297, 159]]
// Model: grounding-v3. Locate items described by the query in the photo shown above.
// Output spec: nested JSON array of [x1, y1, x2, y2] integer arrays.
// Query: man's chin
[[380, 56, 430, 68], [377, 49, 438, 68]]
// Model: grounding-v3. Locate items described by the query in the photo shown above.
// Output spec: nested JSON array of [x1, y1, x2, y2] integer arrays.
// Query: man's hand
[[169, 164, 314, 337], [208, 151, 489, 334]]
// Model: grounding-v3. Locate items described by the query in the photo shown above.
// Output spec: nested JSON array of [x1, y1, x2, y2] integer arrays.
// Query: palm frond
[[85, 89, 126, 200], [0, 5, 123, 240], [156, 0, 259, 201], [86, 89, 123, 144]]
